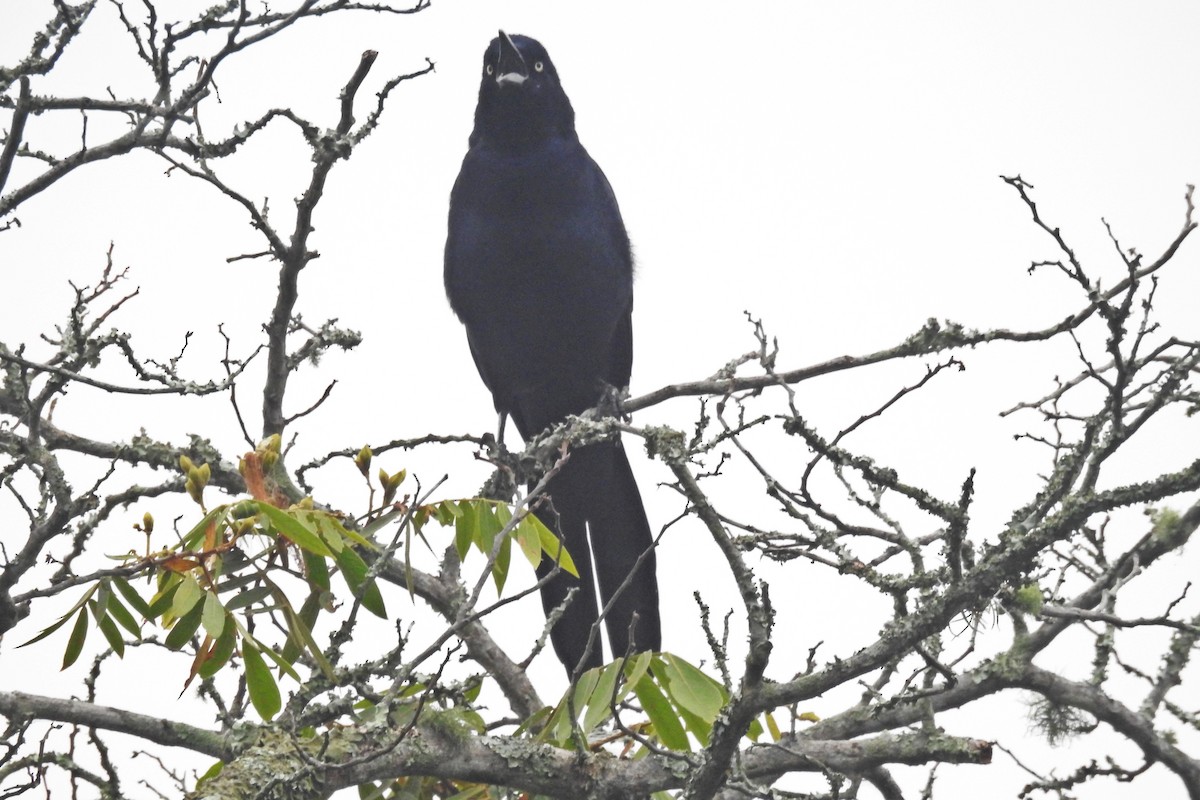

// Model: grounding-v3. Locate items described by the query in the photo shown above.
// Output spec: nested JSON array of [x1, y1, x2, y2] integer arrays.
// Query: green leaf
[[434, 499, 460, 526], [302, 512, 344, 555], [453, 501, 474, 561], [650, 655, 723, 744], [242, 642, 281, 720], [254, 637, 301, 682], [195, 758, 224, 786], [89, 599, 126, 657], [302, 549, 331, 593], [317, 512, 378, 551], [619, 649, 655, 695], [201, 591, 225, 640], [18, 585, 98, 649], [746, 715, 764, 742], [571, 666, 602, 715], [95, 611, 126, 658], [549, 667, 602, 745], [164, 597, 205, 650], [18, 603, 80, 649], [357, 782, 385, 800], [104, 591, 141, 638], [361, 506, 403, 539], [634, 674, 689, 750], [283, 594, 334, 679], [491, 504, 512, 593], [403, 505, 415, 597], [281, 591, 319, 665], [764, 711, 782, 742], [113, 577, 153, 619], [171, 575, 205, 620], [199, 619, 238, 679], [335, 546, 387, 618], [672, 696, 713, 744], [659, 654, 726, 722], [582, 658, 628, 734], [516, 705, 553, 737], [180, 506, 229, 550], [61, 608, 89, 670], [16, 612, 74, 649], [93, 580, 112, 625], [195, 760, 224, 788], [216, 548, 250, 578], [224, 585, 271, 611], [258, 503, 333, 557], [146, 576, 181, 620], [515, 515, 542, 567], [535, 514, 578, 577], [476, 500, 503, 553]]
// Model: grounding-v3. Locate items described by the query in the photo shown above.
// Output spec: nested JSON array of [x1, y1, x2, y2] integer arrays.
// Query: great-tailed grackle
[[444, 31, 661, 672]]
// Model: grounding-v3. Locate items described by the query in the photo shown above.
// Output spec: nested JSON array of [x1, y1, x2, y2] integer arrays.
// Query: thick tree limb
[[0, 691, 230, 760]]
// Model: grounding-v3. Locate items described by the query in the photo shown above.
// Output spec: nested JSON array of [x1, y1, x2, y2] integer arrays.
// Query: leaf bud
[[355, 445, 372, 477], [186, 477, 203, 506]]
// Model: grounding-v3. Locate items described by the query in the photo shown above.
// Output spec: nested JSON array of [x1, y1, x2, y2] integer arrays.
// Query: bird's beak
[[494, 30, 527, 86]]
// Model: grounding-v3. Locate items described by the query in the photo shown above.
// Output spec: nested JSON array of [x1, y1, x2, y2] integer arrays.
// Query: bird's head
[[471, 31, 576, 151]]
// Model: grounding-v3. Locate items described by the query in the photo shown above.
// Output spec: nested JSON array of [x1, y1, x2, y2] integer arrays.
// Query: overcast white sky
[[2, 2, 1199, 797]]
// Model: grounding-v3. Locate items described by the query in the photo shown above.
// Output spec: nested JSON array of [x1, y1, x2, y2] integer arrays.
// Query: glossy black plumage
[[444, 32, 660, 671]]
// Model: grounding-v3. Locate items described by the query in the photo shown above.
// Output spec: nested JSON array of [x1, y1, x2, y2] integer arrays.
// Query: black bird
[[444, 32, 660, 672]]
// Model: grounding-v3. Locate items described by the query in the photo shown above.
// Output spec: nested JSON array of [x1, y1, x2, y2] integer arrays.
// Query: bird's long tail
[[535, 439, 660, 673]]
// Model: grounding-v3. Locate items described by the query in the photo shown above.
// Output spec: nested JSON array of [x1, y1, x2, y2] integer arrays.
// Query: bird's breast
[[446, 141, 629, 299]]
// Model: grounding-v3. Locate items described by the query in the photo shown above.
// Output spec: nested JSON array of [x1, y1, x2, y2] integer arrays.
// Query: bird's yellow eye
[[486, 64, 494, 75], [534, 61, 544, 73]]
